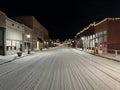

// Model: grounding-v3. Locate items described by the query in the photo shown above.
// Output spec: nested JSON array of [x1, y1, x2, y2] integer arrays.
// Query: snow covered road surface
[[0, 47, 120, 90]]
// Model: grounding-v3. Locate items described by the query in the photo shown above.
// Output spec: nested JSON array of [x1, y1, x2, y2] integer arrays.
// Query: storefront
[[5, 18, 24, 55], [75, 18, 120, 53]]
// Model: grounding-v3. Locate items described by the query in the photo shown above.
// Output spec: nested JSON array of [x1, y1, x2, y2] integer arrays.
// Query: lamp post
[[26, 34, 31, 54], [81, 37, 84, 50], [71, 40, 75, 47]]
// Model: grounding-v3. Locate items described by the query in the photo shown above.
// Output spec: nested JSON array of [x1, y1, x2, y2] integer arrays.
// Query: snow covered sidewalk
[[0, 51, 36, 65], [100, 53, 120, 61], [76, 48, 120, 62]]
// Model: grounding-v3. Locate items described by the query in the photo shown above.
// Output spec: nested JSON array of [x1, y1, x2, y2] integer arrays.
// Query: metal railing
[[108, 49, 120, 56]]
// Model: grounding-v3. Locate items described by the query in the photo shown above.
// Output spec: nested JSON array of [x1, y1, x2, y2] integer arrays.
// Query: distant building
[[75, 18, 120, 53]]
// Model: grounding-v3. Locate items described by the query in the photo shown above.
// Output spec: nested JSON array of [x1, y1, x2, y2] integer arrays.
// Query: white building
[[0, 11, 24, 55]]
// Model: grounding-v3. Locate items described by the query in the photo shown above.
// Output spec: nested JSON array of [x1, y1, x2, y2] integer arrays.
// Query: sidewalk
[[99, 53, 120, 62], [76, 48, 120, 62], [0, 48, 50, 65], [0, 51, 36, 65]]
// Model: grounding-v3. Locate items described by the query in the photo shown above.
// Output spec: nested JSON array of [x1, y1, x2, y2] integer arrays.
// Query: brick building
[[75, 18, 120, 53]]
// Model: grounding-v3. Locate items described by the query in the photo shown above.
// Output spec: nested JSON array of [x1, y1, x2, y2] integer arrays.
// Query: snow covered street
[[0, 46, 120, 90]]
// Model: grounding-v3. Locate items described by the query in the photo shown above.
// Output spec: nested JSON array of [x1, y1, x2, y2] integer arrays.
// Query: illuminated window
[[104, 35, 107, 42], [90, 35, 92, 39], [95, 33, 98, 37], [103, 30, 107, 34], [99, 32, 102, 36], [93, 34, 95, 38]]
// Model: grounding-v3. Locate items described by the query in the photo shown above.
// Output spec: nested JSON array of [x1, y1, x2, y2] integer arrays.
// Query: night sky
[[0, 0, 120, 41]]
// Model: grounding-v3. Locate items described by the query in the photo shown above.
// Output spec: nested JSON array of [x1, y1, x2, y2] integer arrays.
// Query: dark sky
[[0, 0, 120, 41]]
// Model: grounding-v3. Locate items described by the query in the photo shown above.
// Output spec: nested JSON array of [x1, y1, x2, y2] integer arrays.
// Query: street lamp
[[81, 37, 84, 40], [26, 34, 31, 54], [81, 37, 84, 49], [71, 40, 75, 47]]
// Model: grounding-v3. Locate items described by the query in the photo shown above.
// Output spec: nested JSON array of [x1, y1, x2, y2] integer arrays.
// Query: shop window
[[12, 41, 16, 47], [87, 36, 89, 39], [95, 33, 98, 37], [6, 46, 12, 51], [6, 40, 11, 46], [104, 35, 107, 42], [12, 46, 16, 50], [95, 38, 98, 43], [93, 34, 95, 38], [99, 32, 103, 36], [89, 35, 91, 39], [99, 37, 104, 42], [103, 30, 107, 34], [16, 41, 20, 50]]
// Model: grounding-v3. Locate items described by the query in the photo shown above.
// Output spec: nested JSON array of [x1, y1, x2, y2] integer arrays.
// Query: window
[[95, 38, 98, 43], [95, 33, 98, 37], [103, 30, 107, 34], [98, 32, 103, 36], [12, 24, 14, 26], [6, 46, 12, 51], [93, 34, 95, 38], [90, 35, 92, 39], [104, 35, 107, 42], [12, 41, 16, 46], [16, 41, 20, 50], [87, 36, 89, 40], [6, 40, 11, 46], [99, 37, 103, 42]]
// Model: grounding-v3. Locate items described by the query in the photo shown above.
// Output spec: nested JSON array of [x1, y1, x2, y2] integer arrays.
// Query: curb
[[76, 49, 120, 62], [0, 52, 36, 65], [90, 53, 120, 62]]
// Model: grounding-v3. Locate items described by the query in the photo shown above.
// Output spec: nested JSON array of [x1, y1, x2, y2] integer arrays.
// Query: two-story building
[[0, 11, 49, 55], [0, 11, 24, 55], [11, 16, 49, 50]]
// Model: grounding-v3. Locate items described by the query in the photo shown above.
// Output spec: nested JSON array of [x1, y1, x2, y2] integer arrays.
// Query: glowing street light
[[26, 34, 30, 39], [81, 37, 84, 49], [81, 37, 84, 40]]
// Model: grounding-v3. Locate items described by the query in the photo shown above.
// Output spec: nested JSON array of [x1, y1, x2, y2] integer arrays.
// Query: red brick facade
[[75, 18, 120, 53]]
